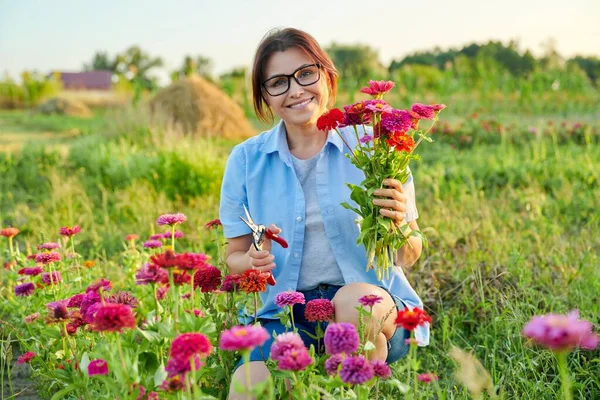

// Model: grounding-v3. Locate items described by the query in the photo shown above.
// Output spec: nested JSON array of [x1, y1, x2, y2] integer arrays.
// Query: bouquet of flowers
[[316, 80, 445, 279]]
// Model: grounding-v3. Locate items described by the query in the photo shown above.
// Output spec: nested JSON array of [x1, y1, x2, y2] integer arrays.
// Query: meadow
[[1, 91, 599, 399]]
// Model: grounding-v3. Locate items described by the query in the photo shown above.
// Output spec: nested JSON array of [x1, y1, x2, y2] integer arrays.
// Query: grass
[[1, 106, 599, 398]]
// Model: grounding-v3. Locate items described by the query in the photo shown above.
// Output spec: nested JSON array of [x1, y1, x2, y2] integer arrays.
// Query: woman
[[220, 27, 428, 398]]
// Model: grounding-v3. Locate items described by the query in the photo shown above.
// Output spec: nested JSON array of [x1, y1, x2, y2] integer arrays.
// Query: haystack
[[35, 97, 92, 118], [149, 76, 255, 139]]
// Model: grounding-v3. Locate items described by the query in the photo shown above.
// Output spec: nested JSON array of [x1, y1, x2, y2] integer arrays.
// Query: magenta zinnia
[[358, 294, 384, 308], [15, 282, 35, 297], [304, 299, 335, 322], [221, 274, 242, 292], [522, 310, 599, 351], [18, 267, 43, 276], [166, 333, 212, 377], [360, 80, 395, 97], [143, 240, 163, 249], [59, 226, 81, 237], [219, 325, 269, 352], [91, 303, 136, 332], [324, 322, 360, 355], [88, 359, 109, 376], [193, 264, 222, 292], [35, 252, 61, 264], [277, 348, 313, 371], [275, 291, 305, 308], [271, 332, 306, 360], [157, 213, 187, 226], [37, 242, 60, 250], [205, 218, 222, 229], [17, 351, 36, 365], [42, 271, 62, 285], [381, 109, 412, 133], [371, 360, 392, 379], [339, 355, 374, 384], [417, 373, 439, 383], [135, 263, 169, 285], [410, 103, 435, 120], [324, 354, 343, 376]]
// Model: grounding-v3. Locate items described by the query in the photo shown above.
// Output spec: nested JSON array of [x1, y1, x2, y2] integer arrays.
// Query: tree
[[113, 46, 164, 91], [325, 43, 386, 90], [568, 56, 600, 86], [172, 55, 213, 81], [83, 52, 116, 72]]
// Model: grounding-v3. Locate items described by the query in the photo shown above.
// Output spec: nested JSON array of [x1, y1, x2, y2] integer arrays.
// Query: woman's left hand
[[372, 178, 407, 227]]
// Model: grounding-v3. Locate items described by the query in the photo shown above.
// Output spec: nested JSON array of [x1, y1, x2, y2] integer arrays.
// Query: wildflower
[[339, 355, 374, 384], [125, 234, 139, 241], [359, 135, 373, 144], [417, 373, 439, 383], [186, 253, 210, 269], [221, 274, 242, 292], [47, 301, 69, 321], [35, 252, 61, 264], [324, 323, 360, 355], [193, 264, 222, 292], [316, 108, 344, 131], [410, 103, 435, 120], [275, 291, 305, 308], [205, 219, 222, 229], [277, 348, 313, 371], [37, 242, 60, 250], [219, 325, 269, 352], [173, 270, 191, 285], [371, 360, 392, 379], [364, 99, 392, 114], [86, 278, 112, 293], [83, 260, 95, 268], [381, 109, 412, 133], [1, 227, 20, 238], [80, 291, 101, 321], [42, 271, 62, 285], [271, 332, 305, 360], [59, 226, 81, 237], [24, 312, 41, 324], [341, 102, 372, 126], [162, 230, 183, 239], [150, 250, 181, 269], [325, 354, 343, 375], [395, 307, 432, 331], [360, 80, 395, 97], [91, 303, 136, 332], [107, 291, 139, 308], [15, 282, 35, 297], [522, 310, 599, 351], [304, 299, 335, 322], [157, 213, 187, 226], [143, 240, 163, 249], [135, 263, 169, 285], [150, 234, 164, 240], [239, 269, 267, 293], [17, 351, 36, 365], [358, 294, 383, 308], [166, 333, 212, 377], [387, 132, 415, 152], [88, 359, 109, 376]]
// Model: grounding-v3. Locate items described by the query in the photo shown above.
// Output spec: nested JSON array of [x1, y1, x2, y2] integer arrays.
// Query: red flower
[[386, 132, 415, 153], [1, 227, 20, 238], [360, 80, 395, 97], [150, 250, 181, 269], [205, 219, 222, 230], [17, 351, 36, 364], [91, 303, 136, 332], [394, 307, 432, 331], [305, 299, 335, 322], [172, 270, 192, 286], [59, 226, 81, 237], [193, 264, 222, 292], [239, 269, 268, 293], [125, 234, 139, 241], [316, 108, 344, 131]]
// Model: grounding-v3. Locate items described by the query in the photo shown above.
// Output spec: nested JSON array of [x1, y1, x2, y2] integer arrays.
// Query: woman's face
[[262, 47, 330, 128]]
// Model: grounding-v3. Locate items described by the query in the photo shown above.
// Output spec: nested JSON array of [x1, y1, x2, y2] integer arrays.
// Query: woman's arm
[[394, 220, 423, 268], [225, 235, 254, 275]]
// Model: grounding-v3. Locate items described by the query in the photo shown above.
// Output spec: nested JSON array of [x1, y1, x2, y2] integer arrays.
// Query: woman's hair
[[251, 27, 338, 123]]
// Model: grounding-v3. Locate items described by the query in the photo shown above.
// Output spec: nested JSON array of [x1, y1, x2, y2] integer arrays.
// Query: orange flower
[[239, 269, 268, 293], [1, 227, 20, 238], [83, 260, 96, 268], [386, 132, 415, 153]]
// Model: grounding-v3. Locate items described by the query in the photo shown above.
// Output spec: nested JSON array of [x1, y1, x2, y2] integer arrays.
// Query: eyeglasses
[[261, 63, 321, 97]]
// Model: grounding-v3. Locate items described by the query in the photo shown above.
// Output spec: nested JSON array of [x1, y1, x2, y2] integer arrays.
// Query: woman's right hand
[[247, 224, 281, 276]]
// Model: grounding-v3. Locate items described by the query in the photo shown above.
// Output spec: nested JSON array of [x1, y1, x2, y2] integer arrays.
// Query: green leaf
[[340, 201, 361, 216], [154, 363, 167, 386], [51, 384, 78, 400], [80, 352, 90, 375], [364, 340, 376, 351], [138, 328, 161, 343]]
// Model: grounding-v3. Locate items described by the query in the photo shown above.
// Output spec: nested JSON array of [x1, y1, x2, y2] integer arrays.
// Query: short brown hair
[[251, 28, 338, 124]]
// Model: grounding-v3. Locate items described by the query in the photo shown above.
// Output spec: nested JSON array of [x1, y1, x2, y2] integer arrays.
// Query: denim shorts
[[234, 283, 410, 370]]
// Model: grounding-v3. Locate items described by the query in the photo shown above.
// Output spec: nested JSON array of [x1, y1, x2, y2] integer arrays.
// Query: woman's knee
[[229, 361, 270, 400]]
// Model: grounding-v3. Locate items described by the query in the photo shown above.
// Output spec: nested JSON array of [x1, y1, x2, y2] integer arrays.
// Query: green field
[[1, 106, 599, 399]]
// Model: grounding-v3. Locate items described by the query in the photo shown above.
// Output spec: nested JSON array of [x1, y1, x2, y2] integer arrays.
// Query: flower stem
[[557, 351, 572, 400], [115, 334, 128, 381], [407, 331, 416, 400], [168, 270, 179, 333], [289, 306, 296, 332], [243, 351, 251, 400], [253, 293, 258, 325], [8, 237, 14, 257], [171, 226, 176, 251]]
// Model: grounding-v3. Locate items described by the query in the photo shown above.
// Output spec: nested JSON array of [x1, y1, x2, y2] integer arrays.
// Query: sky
[[1, 0, 599, 84]]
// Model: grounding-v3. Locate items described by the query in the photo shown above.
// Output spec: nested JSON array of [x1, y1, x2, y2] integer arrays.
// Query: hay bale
[[35, 97, 92, 118], [149, 76, 255, 139]]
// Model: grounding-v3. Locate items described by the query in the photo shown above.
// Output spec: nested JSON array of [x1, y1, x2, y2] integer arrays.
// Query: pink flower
[[67, 293, 85, 308], [60, 226, 81, 237], [91, 303, 136, 332], [24, 312, 41, 324], [360, 80, 395, 97], [107, 291, 139, 308], [143, 240, 163, 249], [277, 348, 313, 371], [324, 323, 360, 355], [324, 354, 343, 375], [15, 282, 35, 297], [88, 359, 109, 376], [358, 294, 383, 308], [166, 333, 212, 377], [364, 99, 392, 114], [17, 351, 36, 365], [35, 252, 61, 264], [304, 299, 335, 322], [219, 325, 269, 352], [37, 242, 60, 250], [221, 274, 242, 292], [339, 355, 374, 384], [381, 109, 412, 133], [18, 267, 43, 276], [371, 360, 392, 379], [522, 310, 599, 351], [411, 103, 435, 120], [359, 135, 373, 144], [157, 213, 187, 226], [205, 219, 222, 229], [417, 373, 439, 383], [86, 278, 112, 293], [135, 263, 169, 285], [275, 291, 305, 308], [162, 230, 183, 239], [150, 234, 164, 240], [271, 332, 305, 360], [430, 103, 446, 111], [47, 301, 69, 321], [42, 271, 62, 285]]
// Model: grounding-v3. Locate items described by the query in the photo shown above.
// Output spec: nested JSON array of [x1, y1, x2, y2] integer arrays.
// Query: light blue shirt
[[219, 120, 430, 345]]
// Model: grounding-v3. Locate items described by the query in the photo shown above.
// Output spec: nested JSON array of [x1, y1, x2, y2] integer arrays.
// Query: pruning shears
[[239, 205, 288, 286]]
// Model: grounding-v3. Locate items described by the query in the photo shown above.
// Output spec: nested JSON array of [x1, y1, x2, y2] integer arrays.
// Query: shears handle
[[255, 239, 277, 286], [265, 229, 288, 248]]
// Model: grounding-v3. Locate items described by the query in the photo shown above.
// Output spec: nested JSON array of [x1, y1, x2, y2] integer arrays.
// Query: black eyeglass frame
[[261, 63, 322, 97]]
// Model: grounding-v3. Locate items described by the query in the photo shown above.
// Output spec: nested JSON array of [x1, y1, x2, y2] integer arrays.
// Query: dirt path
[[2, 343, 41, 400]]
